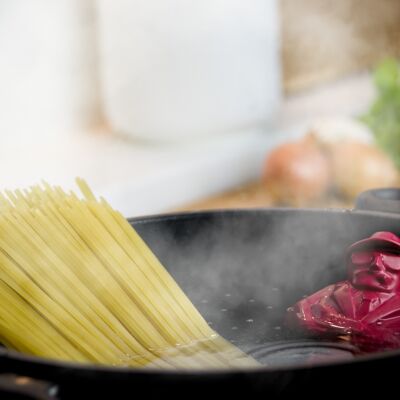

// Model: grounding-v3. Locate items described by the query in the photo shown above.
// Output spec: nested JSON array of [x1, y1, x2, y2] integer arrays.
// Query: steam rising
[[134, 208, 400, 357]]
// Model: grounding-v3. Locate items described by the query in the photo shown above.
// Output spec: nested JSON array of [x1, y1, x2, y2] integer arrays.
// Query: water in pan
[[134, 210, 400, 369], [194, 285, 400, 368], [193, 292, 360, 368], [247, 340, 356, 367]]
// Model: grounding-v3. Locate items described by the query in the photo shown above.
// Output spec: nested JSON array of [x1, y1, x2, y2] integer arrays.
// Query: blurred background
[[0, 0, 399, 216]]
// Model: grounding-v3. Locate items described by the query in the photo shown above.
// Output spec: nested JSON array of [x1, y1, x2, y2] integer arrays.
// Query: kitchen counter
[[0, 72, 374, 217], [174, 181, 352, 212]]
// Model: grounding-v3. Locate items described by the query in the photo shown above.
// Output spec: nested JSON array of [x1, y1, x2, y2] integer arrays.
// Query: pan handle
[[355, 188, 400, 214], [0, 348, 59, 400], [0, 374, 59, 400]]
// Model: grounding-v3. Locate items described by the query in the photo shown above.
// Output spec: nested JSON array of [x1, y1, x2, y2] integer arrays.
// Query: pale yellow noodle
[[0, 179, 259, 369]]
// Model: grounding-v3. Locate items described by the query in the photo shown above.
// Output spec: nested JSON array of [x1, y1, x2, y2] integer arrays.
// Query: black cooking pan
[[1, 188, 400, 399]]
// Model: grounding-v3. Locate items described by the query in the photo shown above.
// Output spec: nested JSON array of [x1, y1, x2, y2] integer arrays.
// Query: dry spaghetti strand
[[0, 179, 259, 369]]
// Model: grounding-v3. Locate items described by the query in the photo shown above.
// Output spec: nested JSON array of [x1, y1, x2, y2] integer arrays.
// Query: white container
[[98, 0, 281, 143], [0, 0, 99, 143]]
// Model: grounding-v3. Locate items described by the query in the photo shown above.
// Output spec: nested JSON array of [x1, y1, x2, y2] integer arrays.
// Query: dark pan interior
[[2, 208, 400, 398], [134, 209, 400, 357]]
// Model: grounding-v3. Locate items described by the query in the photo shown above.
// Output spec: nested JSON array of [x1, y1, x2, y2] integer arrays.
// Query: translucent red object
[[287, 232, 400, 351]]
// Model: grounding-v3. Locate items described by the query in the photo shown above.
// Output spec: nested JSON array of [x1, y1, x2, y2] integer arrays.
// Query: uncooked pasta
[[0, 179, 258, 369]]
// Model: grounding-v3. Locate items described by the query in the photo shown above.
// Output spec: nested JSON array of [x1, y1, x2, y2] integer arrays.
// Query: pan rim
[[128, 206, 400, 225], [4, 341, 400, 377], [2, 207, 400, 378]]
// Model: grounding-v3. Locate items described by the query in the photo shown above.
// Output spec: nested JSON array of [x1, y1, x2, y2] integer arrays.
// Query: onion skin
[[330, 141, 399, 200], [262, 137, 331, 206], [262, 132, 399, 205]]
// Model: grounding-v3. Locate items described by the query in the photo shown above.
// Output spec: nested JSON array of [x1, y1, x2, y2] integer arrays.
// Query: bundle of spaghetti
[[0, 179, 258, 369]]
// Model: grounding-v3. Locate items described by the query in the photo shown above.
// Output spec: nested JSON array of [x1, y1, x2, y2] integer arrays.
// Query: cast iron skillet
[[0, 188, 399, 399]]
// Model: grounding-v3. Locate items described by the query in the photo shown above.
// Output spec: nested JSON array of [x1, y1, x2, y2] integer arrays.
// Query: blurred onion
[[262, 137, 331, 205], [330, 141, 399, 199]]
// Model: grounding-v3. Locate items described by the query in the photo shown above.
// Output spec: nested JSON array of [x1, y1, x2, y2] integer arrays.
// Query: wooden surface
[[281, 0, 400, 93], [175, 180, 352, 212]]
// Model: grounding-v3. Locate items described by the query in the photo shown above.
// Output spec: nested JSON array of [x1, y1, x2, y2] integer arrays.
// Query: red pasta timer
[[288, 231, 400, 351]]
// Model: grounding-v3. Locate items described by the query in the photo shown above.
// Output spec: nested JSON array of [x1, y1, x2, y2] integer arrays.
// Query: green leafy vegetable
[[361, 58, 400, 168]]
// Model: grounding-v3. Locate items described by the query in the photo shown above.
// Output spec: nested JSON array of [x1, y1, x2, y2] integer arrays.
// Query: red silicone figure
[[288, 231, 400, 351]]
